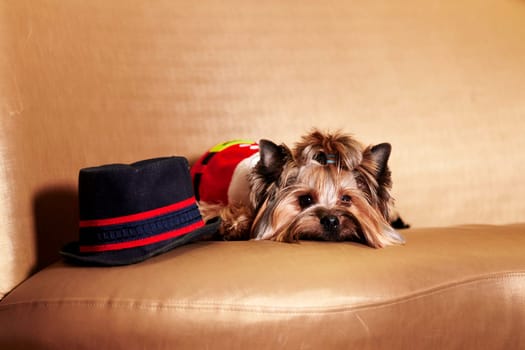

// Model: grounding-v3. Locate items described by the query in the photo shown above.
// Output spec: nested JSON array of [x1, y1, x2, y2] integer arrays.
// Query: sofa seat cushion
[[1, 224, 525, 349]]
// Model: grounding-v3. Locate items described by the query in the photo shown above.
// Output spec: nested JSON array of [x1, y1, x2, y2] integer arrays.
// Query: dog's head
[[295, 129, 394, 221], [251, 130, 404, 248]]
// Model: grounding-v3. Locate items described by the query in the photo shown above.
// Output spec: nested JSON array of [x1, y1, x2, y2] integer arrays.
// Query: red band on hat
[[78, 220, 205, 252], [79, 197, 197, 228]]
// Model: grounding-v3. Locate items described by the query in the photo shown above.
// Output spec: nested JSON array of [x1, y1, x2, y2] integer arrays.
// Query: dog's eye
[[341, 195, 352, 205], [298, 194, 314, 209], [314, 152, 327, 165]]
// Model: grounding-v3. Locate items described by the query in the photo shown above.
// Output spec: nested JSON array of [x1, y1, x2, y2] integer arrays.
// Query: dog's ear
[[257, 139, 293, 183], [358, 143, 393, 221], [369, 143, 391, 178]]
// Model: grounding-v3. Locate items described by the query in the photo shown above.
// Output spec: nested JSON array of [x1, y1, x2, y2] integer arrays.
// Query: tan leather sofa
[[1, 0, 525, 348]]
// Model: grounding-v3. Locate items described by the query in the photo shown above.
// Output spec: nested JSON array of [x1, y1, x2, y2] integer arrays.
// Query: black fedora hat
[[60, 156, 220, 266]]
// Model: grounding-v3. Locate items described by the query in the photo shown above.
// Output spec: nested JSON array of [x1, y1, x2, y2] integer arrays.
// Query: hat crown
[[61, 156, 220, 266], [79, 157, 192, 220]]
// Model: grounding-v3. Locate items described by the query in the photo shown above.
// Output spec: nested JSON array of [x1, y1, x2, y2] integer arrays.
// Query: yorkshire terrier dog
[[194, 130, 405, 248]]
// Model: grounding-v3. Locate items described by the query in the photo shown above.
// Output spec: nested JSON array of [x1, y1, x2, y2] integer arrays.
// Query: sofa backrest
[[1, 0, 525, 299]]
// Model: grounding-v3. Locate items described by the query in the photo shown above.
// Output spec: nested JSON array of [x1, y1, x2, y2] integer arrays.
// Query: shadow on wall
[[32, 185, 78, 273]]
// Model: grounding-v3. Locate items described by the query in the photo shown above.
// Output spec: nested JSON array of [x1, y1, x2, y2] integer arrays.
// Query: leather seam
[[1, 271, 524, 315]]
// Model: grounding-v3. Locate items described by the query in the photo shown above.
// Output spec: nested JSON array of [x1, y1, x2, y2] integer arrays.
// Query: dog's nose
[[321, 215, 339, 233]]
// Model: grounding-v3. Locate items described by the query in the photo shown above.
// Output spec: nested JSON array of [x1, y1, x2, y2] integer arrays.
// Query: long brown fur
[[294, 129, 364, 169]]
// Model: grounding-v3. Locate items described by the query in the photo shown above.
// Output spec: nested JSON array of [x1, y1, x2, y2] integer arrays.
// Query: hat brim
[[60, 217, 220, 266]]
